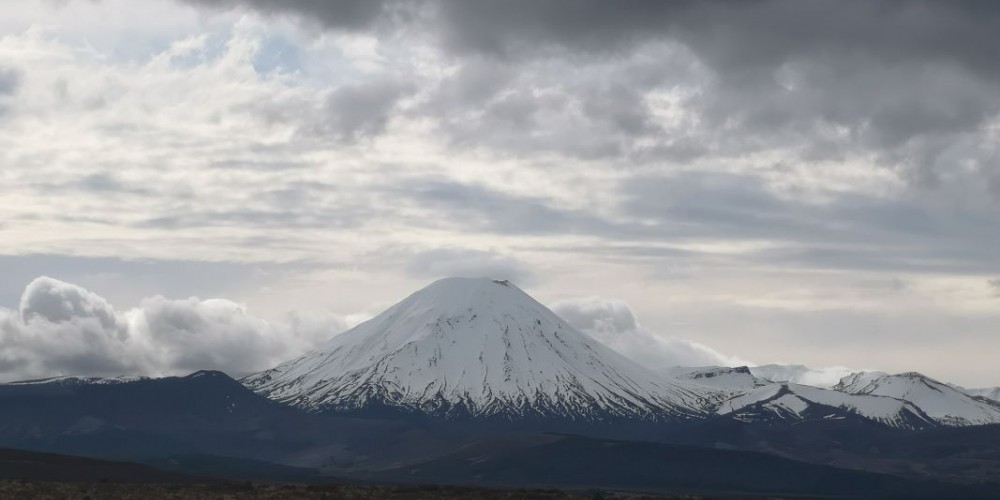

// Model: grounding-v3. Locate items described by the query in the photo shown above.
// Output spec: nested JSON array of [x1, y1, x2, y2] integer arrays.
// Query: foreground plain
[[0, 481, 726, 500]]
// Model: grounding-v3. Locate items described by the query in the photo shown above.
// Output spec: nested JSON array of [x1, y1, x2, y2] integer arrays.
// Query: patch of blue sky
[[252, 34, 303, 76]]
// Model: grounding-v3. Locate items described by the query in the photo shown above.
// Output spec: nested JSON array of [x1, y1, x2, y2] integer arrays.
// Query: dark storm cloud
[[182, 0, 397, 31], [248, 0, 1000, 95], [434, 1, 1000, 75], [194, 0, 1000, 191], [453, 0, 1000, 183]]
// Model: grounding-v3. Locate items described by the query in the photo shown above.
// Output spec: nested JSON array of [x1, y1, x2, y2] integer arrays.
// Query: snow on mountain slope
[[243, 278, 720, 421], [946, 383, 1000, 403], [661, 366, 770, 392], [963, 387, 1000, 403], [717, 383, 935, 429], [835, 372, 1000, 426]]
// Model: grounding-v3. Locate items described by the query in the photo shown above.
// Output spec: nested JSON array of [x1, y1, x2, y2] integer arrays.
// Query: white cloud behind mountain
[[550, 296, 748, 370], [0, 277, 348, 381]]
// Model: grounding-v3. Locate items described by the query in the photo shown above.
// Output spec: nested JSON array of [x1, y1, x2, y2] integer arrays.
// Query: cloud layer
[[0, 277, 743, 382], [2, 0, 1000, 386], [0, 277, 346, 381], [182, 0, 1000, 194]]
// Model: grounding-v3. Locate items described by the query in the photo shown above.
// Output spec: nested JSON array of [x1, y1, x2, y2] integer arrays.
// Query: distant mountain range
[[243, 278, 1000, 429], [2, 277, 1000, 497]]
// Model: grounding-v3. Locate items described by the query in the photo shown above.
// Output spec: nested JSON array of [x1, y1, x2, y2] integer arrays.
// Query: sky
[[1, 0, 999, 387]]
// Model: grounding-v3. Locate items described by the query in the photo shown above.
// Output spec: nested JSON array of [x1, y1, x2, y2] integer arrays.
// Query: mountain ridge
[[835, 371, 1000, 426]]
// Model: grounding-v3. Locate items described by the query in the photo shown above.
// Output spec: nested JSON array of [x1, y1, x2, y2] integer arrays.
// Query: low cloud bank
[[1, 277, 794, 384], [0, 277, 347, 381]]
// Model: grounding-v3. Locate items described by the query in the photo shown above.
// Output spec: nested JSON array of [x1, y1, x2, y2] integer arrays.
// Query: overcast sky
[[1, 0, 999, 387]]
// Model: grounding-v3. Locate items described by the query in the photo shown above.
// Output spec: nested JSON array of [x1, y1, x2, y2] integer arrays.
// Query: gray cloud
[[74, 173, 150, 195], [990, 278, 1000, 298], [434, 1, 1000, 189], [198, 0, 1000, 193], [20, 277, 118, 329], [0, 66, 19, 116], [433, 2, 1000, 77], [0, 67, 17, 94], [3, 278, 143, 379], [134, 179, 383, 230], [129, 294, 343, 375], [138, 208, 366, 230], [0, 277, 347, 382], [420, 47, 692, 161], [26, 172, 154, 198], [311, 78, 414, 143], [397, 178, 620, 236], [392, 173, 1000, 278], [620, 172, 1000, 276]]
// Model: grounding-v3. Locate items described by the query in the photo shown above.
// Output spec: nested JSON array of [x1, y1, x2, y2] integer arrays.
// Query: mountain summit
[[243, 277, 716, 421]]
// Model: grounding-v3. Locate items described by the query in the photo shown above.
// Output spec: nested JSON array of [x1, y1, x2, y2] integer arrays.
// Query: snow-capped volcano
[[243, 278, 718, 421], [834, 372, 1000, 426]]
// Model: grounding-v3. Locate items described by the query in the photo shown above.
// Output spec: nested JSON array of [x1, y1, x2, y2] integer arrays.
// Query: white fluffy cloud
[[0, 277, 347, 381], [550, 296, 748, 370]]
